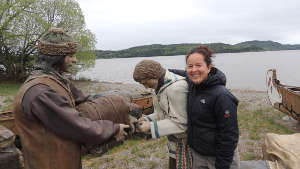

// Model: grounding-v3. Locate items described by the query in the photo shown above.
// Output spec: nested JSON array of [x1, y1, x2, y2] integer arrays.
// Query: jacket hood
[[156, 70, 185, 93], [190, 67, 226, 88]]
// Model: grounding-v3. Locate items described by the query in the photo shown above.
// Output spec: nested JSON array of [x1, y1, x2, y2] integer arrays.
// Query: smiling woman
[[186, 50, 213, 85], [170, 46, 240, 169]]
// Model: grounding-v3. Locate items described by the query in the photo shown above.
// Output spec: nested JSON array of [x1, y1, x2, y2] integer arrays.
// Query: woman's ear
[[208, 64, 212, 73]]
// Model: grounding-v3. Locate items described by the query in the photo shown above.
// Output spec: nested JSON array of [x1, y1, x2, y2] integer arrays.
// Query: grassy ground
[[81, 91, 298, 169], [79, 86, 299, 168], [0, 81, 299, 168], [82, 138, 169, 169], [0, 83, 21, 95], [237, 102, 295, 160], [0, 82, 21, 111]]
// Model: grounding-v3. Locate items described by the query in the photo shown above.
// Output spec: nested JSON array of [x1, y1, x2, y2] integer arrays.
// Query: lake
[[78, 50, 300, 91]]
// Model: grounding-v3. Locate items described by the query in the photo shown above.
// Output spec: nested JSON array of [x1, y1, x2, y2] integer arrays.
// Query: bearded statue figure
[[13, 28, 130, 169]]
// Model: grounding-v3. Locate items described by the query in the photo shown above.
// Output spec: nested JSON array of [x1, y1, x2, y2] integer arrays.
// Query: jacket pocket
[[191, 126, 216, 155]]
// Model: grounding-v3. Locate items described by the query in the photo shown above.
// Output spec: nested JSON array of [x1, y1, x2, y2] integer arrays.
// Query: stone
[[282, 115, 292, 121], [240, 160, 269, 169], [0, 145, 21, 169], [0, 125, 15, 149]]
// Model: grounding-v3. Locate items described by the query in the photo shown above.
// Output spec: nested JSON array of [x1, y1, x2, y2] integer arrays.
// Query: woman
[[133, 60, 191, 169], [170, 46, 240, 169]]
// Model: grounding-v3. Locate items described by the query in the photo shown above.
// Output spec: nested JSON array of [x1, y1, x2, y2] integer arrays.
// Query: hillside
[[236, 40, 300, 51], [96, 40, 300, 59]]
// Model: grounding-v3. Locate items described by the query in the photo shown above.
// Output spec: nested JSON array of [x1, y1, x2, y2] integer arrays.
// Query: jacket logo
[[224, 110, 231, 118], [200, 99, 206, 104]]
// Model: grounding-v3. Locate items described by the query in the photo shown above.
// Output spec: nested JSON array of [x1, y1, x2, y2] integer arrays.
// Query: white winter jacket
[[145, 70, 188, 157]]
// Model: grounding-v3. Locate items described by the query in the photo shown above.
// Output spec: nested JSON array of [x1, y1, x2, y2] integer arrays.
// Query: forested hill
[[96, 40, 300, 59]]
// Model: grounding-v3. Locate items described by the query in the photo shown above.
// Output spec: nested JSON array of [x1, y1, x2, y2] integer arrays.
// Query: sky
[[76, 0, 300, 50]]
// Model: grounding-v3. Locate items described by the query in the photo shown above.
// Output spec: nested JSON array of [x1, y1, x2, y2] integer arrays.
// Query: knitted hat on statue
[[133, 60, 166, 82], [37, 27, 78, 56]]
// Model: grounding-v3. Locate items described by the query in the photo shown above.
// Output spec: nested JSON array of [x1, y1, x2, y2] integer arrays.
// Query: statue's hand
[[138, 114, 149, 122], [114, 124, 130, 141], [136, 120, 151, 133]]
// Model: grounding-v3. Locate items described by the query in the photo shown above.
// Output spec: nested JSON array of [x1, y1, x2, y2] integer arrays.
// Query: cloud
[[77, 0, 300, 50]]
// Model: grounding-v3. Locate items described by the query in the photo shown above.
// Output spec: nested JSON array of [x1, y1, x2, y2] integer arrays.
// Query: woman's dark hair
[[186, 46, 214, 66]]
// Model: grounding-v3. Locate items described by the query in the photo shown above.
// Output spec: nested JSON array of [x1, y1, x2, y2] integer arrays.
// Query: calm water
[[78, 50, 300, 91]]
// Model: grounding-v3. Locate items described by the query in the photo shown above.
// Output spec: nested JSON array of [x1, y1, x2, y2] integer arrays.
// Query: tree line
[[0, 0, 96, 81], [96, 43, 263, 59], [96, 40, 300, 59]]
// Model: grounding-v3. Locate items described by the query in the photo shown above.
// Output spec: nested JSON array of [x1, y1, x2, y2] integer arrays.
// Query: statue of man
[[14, 28, 129, 169]]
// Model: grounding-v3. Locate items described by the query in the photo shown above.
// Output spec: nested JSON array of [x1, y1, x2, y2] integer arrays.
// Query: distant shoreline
[[95, 40, 300, 59], [95, 49, 300, 60]]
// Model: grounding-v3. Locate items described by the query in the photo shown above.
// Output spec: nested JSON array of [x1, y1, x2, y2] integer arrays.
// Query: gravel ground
[[0, 95, 13, 111], [0, 96, 5, 110]]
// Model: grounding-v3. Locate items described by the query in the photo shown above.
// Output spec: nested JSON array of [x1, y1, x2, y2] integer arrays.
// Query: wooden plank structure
[[131, 93, 153, 115], [266, 69, 300, 123]]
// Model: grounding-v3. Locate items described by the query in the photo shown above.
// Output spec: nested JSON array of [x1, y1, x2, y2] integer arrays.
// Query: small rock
[[240, 160, 269, 169], [282, 116, 292, 121]]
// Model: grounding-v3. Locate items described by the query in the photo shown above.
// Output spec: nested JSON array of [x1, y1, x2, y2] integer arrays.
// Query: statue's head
[[36, 27, 78, 72]]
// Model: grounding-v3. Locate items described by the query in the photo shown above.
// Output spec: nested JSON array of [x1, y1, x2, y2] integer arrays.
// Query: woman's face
[[186, 53, 211, 84]]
